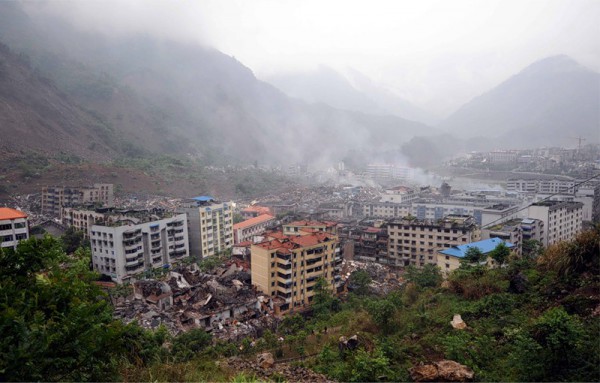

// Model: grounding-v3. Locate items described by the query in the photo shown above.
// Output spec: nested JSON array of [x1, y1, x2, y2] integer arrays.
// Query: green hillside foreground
[[1, 228, 599, 382]]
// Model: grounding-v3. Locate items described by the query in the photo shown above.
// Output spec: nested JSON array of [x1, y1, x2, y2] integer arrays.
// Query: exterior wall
[[380, 187, 417, 204], [233, 216, 275, 244], [387, 217, 480, 267], [42, 184, 114, 216], [91, 213, 189, 283], [527, 202, 583, 246], [363, 202, 412, 219], [61, 207, 109, 237], [0, 216, 29, 250], [481, 226, 522, 256], [480, 205, 521, 227], [437, 252, 462, 275], [251, 234, 341, 315], [184, 201, 234, 259], [506, 179, 576, 194]]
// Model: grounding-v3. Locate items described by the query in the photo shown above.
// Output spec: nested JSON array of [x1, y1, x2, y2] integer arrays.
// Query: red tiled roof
[[253, 231, 334, 251], [0, 207, 28, 220], [234, 214, 275, 230]]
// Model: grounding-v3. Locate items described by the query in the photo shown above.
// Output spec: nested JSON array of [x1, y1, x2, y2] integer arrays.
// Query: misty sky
[[35, 0, 600, 116]]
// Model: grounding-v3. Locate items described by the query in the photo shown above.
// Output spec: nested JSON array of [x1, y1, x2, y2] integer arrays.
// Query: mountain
[[265, 66, 438, 125], [440, 55, 600, 148], [0, 41, 120, 160], [0, 3, 436, 166]]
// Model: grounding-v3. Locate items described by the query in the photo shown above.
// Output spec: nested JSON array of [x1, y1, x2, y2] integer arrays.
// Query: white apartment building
[[0, 208, 29, 250], [506, 178, 576, 194], [182, 196, 233, 258], [527, 201, 583, 246], [362, 202, 412, 219], [387, 215, 480, 267], [90, 213, 189, 283]]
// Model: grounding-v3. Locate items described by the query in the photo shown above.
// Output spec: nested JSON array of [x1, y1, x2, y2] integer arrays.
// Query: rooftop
[[191, 196, 215, 202], [0, 207, 28, 220], [233, 214, 275, 230], [254, 231, 336, 252], [286, 220, 337, 227], [440, 238, 515, 258]]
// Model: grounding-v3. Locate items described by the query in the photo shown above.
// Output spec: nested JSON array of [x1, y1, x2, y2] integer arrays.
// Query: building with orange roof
[[241, 205, 272, 220], [0, 207, 29, 250], [251, 230, 342, 315], [233, 214, 276, 244]]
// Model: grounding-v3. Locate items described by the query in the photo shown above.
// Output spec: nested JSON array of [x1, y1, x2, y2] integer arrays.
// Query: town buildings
[[437, 237, 515, 275], [250, 230, 341, 314], [240, 205, 272, 220], [380, 186, 417, 204], [41, 184, 114, 216], [527, 201, 583, 246], [0, 207, 29, 250], [90, 211, 189, 283], [387, 215, 480, 267], [182, 196, 233, 258], [233, 214, 276, 244]]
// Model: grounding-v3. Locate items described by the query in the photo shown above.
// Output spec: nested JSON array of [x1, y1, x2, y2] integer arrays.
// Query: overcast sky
[[36, 0, 600, 116]]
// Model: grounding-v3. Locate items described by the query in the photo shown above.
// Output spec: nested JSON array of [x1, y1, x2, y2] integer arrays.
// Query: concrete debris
[[410, 360, 474, 382], [112, 261, 281, 341], [451, 314, 467, 330], [341, 259, 403, 295]]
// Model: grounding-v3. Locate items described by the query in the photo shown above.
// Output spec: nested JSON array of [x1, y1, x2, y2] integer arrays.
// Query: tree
[[522, 239, 543, 259], [368, 299, 397, 334], [312, 277, 333, 316], [171, 328, 212, 362], [61, 227, 89, 254], [489, 242, 510, 267], [0, 237, 127, 381], [462, 246, 484, 264], [404, 264, 442, 288], [349, 269, 372, 295]]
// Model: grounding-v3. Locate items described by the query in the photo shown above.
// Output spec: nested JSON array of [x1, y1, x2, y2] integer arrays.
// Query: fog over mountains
[[0, 2, 598, 168]]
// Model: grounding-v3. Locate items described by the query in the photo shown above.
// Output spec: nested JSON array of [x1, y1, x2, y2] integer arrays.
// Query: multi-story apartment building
[[42, 184, 114, 216], [387, 215, 480, 267], [480, 204, 521, 227], [251, 231, 341, 315], [487, 150, 518, 164], [0, 207, 29, 250], [90, 212, 189, 283], [282, 220, 338, 236], [506, 178, 576, 194], [352, 226, 389, 264], [520, 218, 545, 243], [362, 201, 412, 219], [182, 196, 233, 258], [527, 201, 583, 246], [380, 186, 417, 204], [233, 214, 276, 244], [481, 219, 523, 256]]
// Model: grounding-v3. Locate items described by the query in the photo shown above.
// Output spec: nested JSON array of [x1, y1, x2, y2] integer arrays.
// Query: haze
[[31, 0, 600, 117]]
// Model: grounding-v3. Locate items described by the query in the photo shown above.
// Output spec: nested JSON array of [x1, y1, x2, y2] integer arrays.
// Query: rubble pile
[[222, 354, 333, 383], [113, 262, 279, 341], [341, 260, 403, 295], [410, 360, 474, 382]]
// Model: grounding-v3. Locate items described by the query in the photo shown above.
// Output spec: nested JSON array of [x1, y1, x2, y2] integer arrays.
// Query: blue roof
[[440, 237, 514, 258], [191, 196, 215, 202]]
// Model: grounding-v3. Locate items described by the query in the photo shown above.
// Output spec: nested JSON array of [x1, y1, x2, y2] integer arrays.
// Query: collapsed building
[[112, 262, 279, 341]]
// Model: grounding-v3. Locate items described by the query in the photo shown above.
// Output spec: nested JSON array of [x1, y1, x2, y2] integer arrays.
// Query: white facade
[[527, 201, 583, 246], [380, 186, 417, 204], [184, 199, 234, 258], [91, 213, 189, 283], [0, 208, 29, 250]]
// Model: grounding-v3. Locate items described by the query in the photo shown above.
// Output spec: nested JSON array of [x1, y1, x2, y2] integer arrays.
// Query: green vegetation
[[2, 228, 599, 382]]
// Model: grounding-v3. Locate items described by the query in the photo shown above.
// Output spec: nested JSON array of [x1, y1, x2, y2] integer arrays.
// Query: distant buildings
[[251, 229, 341, 315], [527, 201, 583, 246], [507, 178, 576, 194], [241, 205, 272, 220], [182, 196, 233, 258], [387, 215, 480, 267], [90, 211, 189, 283], [233, 214, 276, 244], [380, 186, 417, 204], [42, 184, 114, 216], [0, 207, 29, 250], [437, 237, 515, 275]]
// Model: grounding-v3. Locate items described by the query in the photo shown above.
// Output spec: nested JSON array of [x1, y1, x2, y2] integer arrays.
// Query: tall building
[[387, 215, 480, 267], [90, 211, 189, 283], [380, 186, 417, 204], [251, 230, 341, 315], [0, 207, 29, 250], [42, 184, 114, 216], [182, 196, 233, 258], [527, 201, 583, 246]]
